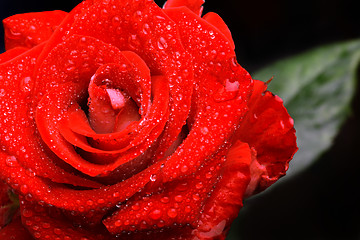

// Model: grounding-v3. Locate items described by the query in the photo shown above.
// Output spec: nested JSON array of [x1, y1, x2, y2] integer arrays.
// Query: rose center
[[87, 76, 141, 134]]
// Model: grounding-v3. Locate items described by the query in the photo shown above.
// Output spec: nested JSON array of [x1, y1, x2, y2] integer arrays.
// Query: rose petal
[[67, 0, 194, 159], [202, 12, 235, 49], [103, 149, 226, 233], [0, 47, 29, 64], [0, 217, 33, 240], [192, 141, 251, 239], [0, 43, 100, 188], [3, 10, 67, 50], [0, 150, 164, 215], [36, 70, 169, 176], [235, 80, 298, 196], [163, 0, 205, 16], [157, 7, 252, 181], [33, 0, 93, 71], [20, 199, 113, 240]]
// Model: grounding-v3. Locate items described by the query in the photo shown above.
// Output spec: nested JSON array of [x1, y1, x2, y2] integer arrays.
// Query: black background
[[1, 0, 359, 239]]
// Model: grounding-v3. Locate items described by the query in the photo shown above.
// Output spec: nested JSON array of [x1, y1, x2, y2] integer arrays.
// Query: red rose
[[0, 0, 297, 239]]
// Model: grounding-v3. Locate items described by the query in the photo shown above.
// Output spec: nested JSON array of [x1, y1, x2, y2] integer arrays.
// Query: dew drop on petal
[[174, 195, 183, 202], [22, 208, 33, 218], [157, 37, 168, 50], [150, 174, 157, 182], [200, 127, 209, 135], [167, 208, 177, 218], [160, 196, 170, 204], [180, 165, 188, 173], [149, 209, 162, 220], [115, 220, 122, 227], [5, 156, 17, 167], [54, 228, 62, 235]]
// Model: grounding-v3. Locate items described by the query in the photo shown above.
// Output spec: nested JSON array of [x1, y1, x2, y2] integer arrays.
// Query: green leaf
[[252, 40, 360, 176]]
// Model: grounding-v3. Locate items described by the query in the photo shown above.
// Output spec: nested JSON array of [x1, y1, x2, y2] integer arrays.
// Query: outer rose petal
[[0, 47, 29, 64], [0, 43, 101, 188], [0, 217, 33, 240], [20, 199, 115, 240], [3, 10, 67, 50], [202, 12, 235, 49], [103, 149, 228, 233], [163, 0, 205, 16], [160, 6, 252, 182], [235, 80, 298, 196], [0, 0, 297, 239], [192, 141, 251, 239]]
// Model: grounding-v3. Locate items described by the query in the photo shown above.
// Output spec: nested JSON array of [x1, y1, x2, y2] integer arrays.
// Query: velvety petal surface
[[0, 217, 33, 240], [0, 0, 297, 239], [235, 80, 298, 195], [3, 10, 67, 50]]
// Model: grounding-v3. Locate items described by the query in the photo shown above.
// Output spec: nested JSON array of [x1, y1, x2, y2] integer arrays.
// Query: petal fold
[[3, 10, 67, 50], [235, 80, 298, 196]]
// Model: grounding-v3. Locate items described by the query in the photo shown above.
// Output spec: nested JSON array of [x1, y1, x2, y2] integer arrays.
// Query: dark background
[[1, 0, 359, 239]]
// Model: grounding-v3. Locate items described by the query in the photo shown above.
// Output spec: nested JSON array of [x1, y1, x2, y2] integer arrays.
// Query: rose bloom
[[0, 0, 297, 239]]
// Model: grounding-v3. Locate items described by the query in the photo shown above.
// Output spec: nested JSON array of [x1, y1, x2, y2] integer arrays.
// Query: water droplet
[[131, 203, 140, 211], [289, 117, 294, 126], [128, 34, 139, 49], [115, 220, 122, 227], [195, 182, 203, 189], [5, 156, 17, 167], [160, 196, 169, 204], [42, 222, 51, 229], [180, 165, 188, 173], [167, 208, 177, 218], [205, 172, 212, 179], [157, 37, 168, 50], [54, 228, 62, 235], [149, 209, 162, 220], [225, 79, 239, 92], [192, 194, 200, 201], [34, 232, 41, 238], [200, 127, 209, 135], [22, 208, 33, 218], [142, 23, 150, 34], [280, 120, 285, 129], [20, 184, 29, 194], [174, 195, 183, 202], [150, 174, 157, 182]]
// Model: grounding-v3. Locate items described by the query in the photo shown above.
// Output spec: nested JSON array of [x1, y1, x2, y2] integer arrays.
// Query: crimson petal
[[67, 0, 194, 159], [20, 199, 114, 240], [0, 217, 33, 240], [0, 43, 100, 188], [0, 149, 164, 214], [192, 141, 251, 239], [163, 0, 205, 16], [103, 149, 227, 234], [235, 80, 298, 195], [0, 47, 29, 64], [3, 10, 67, 50], [157, 6, 252, 182]]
